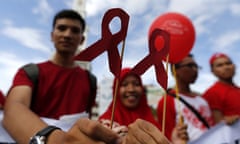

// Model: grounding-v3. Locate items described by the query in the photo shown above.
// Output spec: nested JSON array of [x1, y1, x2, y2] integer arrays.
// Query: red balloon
[[149, 12, 195, 63]]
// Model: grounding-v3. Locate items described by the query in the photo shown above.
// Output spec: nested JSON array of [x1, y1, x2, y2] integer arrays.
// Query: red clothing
[[0, 90, 5, 107], [11, 61, 92, 119], [99, 68, 161, 129], [203, 81, 240, 116], [157, 90, 213, 142]]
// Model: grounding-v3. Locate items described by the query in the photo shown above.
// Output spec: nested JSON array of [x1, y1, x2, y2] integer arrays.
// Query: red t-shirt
[[203, 81, 240, 116], [11, 61, 92, 119]]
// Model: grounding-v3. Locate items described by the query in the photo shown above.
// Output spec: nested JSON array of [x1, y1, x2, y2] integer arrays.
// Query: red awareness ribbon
[[75, 8, 129, 78], [131, 29, 170, 90]]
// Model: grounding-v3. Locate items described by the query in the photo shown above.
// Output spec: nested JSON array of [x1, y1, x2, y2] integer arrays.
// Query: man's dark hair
[[170, 54, 194, 73], [52, 9, 86, 32]]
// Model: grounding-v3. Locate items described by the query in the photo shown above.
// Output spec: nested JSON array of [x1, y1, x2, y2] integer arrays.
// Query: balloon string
[[110, 40, 126, 129], [172, 65, 186, 144], [161, 54, 169, 135]]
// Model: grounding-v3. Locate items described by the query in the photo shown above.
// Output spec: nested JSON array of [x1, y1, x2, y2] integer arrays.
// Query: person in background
[[99, 67, 188, 143], [0, 90, 5, 109], [157, 54, 214, 143], [203, 52, 240, 125]]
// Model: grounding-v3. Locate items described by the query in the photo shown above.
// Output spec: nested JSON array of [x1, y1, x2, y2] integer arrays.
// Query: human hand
[[47, 118, 121, 144], [224, 115, 239, 125], [171, 123, 189, 144], [99, 119, 128, 137], [122, 119, 171, 144]]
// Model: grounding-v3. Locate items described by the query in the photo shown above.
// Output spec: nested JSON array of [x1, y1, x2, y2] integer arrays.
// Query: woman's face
[[119, 74, 143, 109]]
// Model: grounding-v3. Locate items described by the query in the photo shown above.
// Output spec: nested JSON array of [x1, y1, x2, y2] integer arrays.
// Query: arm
[[3, 86, 48, 144], [3, 86, 121, 144]]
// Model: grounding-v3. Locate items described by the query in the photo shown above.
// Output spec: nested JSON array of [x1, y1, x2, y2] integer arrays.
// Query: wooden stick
[[110, 40, 126, 129], [172, 65, 186, 144], [172, 65, 182, 124], [162, 54, 169, 135]]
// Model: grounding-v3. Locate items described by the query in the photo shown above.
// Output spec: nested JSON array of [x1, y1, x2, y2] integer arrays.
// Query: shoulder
[[203, 82, 228, 97]]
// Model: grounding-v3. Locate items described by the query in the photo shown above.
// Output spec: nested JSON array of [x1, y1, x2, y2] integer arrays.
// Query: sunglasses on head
[[175, 63, 202, 69]]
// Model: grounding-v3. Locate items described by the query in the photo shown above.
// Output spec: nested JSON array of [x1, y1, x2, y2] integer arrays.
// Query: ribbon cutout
[[131, 29, 170, 90], [75, 8, 129, 78]]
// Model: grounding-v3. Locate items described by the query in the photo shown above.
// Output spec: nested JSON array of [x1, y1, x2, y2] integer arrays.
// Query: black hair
[[170, 54, 194, 73], [52, 9, 86, 32]]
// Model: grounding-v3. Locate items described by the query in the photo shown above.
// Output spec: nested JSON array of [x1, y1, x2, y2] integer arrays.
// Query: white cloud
[[0, 50, 47, 94], [0, 52, 27, 94], [64, 0, 75, 8], [86, 0, 110, 16], [167, 0, 235, 38], [1, 19, 13, 26], [32, 0, 54, 23], [0, 53, 25, 67], [193, 14, 212, 35], [230, 3, 240, 16], [192, 72, 216, 93], [212, 30, 240, 52], [1, 25, 51, 53], [86, 0, 163, 17]]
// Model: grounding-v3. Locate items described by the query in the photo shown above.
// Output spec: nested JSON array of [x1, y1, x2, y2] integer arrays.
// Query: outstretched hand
[[47, 118, 121, 144], [122, 119, 171, 144]]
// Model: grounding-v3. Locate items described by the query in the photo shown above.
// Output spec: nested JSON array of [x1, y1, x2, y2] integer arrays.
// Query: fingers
[[71, 118, 120, 144], [171, 123, 189, 144], [176, 124, 189, 141], [99, 119, 128, 137], [125, 119, 171, 144], [224, 115, 239, 125]]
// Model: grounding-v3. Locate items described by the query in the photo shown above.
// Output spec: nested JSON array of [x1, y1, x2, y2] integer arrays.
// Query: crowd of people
[[0, 8, 239, 144]]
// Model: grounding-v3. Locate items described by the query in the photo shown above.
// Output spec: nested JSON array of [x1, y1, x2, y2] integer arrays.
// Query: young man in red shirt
[[203, 53, 240, 125]]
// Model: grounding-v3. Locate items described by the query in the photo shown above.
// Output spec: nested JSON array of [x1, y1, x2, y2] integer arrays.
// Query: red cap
[[209, 52, 229, 65]]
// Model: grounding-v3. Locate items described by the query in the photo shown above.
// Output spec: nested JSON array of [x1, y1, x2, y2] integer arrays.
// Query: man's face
[[175, 56, 199, 84], [211, 57, 235, 80], [51, 18, 84, 55]]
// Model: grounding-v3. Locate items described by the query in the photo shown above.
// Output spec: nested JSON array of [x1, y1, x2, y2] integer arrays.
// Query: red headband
[[209, 53, 229, 65]]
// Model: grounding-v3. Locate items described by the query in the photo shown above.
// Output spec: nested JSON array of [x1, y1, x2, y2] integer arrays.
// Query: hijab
[[99, 68, 161, 129]]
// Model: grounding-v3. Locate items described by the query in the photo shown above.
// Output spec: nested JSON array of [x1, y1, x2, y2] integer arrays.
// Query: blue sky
[[0, 0, 240, 94]]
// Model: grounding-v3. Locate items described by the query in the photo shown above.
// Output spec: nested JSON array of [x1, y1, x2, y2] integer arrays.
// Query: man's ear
[[210, 65, 214, 73], [51, 32, 54, 42], [79, 36, 85, 45]]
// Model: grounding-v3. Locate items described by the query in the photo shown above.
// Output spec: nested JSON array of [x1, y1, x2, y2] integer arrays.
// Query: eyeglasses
[[175, 63, 202, 69]]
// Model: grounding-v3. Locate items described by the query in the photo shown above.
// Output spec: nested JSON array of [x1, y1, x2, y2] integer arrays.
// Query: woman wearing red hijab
[[99, 68, 188, 143], [99, 68, 160, 129]]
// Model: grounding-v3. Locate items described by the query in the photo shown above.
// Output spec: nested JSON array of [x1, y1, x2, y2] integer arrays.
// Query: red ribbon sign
[[75, 8, 129, 78], [131, 29, 170, 90]]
